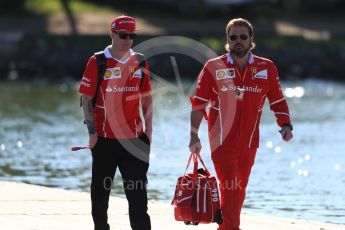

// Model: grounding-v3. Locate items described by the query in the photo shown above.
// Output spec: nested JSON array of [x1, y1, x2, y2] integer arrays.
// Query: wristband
[[190, 127, 199, 134]]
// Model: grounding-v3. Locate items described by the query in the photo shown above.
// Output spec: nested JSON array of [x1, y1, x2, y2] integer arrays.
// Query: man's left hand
[[280, 126, 293, 142]]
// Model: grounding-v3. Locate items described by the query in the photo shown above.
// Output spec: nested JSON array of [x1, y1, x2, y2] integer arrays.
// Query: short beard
[[231, 46, 250, 58]]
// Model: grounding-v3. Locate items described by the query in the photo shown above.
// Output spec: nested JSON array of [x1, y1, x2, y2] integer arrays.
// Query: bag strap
[[93, 51, 107, 107], [195, 153, 211, 176], [183, 153, 198, 177], [135, 53, 146, 89]]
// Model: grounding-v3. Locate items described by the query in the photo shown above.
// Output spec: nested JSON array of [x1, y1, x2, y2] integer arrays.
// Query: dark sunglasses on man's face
[[117, 32, 136, 40], [229, 34, 249, 41]]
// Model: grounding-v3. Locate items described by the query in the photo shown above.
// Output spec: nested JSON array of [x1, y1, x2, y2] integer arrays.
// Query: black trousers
[[91, 133, 151, 230]]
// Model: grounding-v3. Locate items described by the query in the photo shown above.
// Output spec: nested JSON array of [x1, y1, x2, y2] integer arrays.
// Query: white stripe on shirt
[[270, 98, 285, 106], [275, 112, 290, 117], [194, 96, 208, 102]]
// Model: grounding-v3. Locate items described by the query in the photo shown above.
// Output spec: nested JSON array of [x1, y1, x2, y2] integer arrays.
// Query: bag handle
[[183, 153, 198, 177], [184, 153, 210, 178], [195, 153, 211, 176]]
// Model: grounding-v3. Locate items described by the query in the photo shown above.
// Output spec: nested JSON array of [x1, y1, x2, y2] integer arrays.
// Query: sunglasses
[[229, 34, 249, 41], [116, 32, 136, 40]]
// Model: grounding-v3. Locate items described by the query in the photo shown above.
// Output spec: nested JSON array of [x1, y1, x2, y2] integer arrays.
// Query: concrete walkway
[[0, 181, 344, 230]]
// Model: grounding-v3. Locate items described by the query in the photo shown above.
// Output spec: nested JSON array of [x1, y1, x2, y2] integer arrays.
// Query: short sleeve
[[79, 56, 98, 97]]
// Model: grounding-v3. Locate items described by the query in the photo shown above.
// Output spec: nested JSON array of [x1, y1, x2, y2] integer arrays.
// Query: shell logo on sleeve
[[104, 70, 112, 79], [217, 70, 225, 79]]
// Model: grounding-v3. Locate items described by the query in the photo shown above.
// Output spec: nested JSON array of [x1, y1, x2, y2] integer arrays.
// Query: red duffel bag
[[171, 153, 222, 225]]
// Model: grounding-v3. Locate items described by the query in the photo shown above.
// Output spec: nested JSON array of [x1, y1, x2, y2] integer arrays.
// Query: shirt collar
[[103, 46, 135, 63], [226, 51, 254, 65]]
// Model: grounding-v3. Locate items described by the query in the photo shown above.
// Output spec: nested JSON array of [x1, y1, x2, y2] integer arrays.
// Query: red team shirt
[[193, 53, 291, 151], [79, 47, 151, 139]]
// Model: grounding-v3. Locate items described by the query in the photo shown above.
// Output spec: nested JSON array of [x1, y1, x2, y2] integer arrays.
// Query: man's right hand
[[89, 134, 98, 150], [189, 133, 202, 154]]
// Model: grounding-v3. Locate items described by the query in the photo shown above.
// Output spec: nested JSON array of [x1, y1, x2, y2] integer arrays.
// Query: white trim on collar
[[103, 46, 135, 64], [227, 52, 254, 65], [249, 52, 254, 64], [226, 52, 234, 64]]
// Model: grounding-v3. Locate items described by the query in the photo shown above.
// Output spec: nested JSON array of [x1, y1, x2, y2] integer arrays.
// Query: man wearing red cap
[[79, 15, 152, 230], [189, 18, 293, 230]]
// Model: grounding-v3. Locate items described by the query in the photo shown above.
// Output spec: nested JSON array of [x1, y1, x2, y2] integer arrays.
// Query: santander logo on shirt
[[221, 84, 263, 93], [105, 85, 139, 93]]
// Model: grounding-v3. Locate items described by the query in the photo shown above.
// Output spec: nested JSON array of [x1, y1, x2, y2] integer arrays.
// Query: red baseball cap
[[111, 15, 136, 32]]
